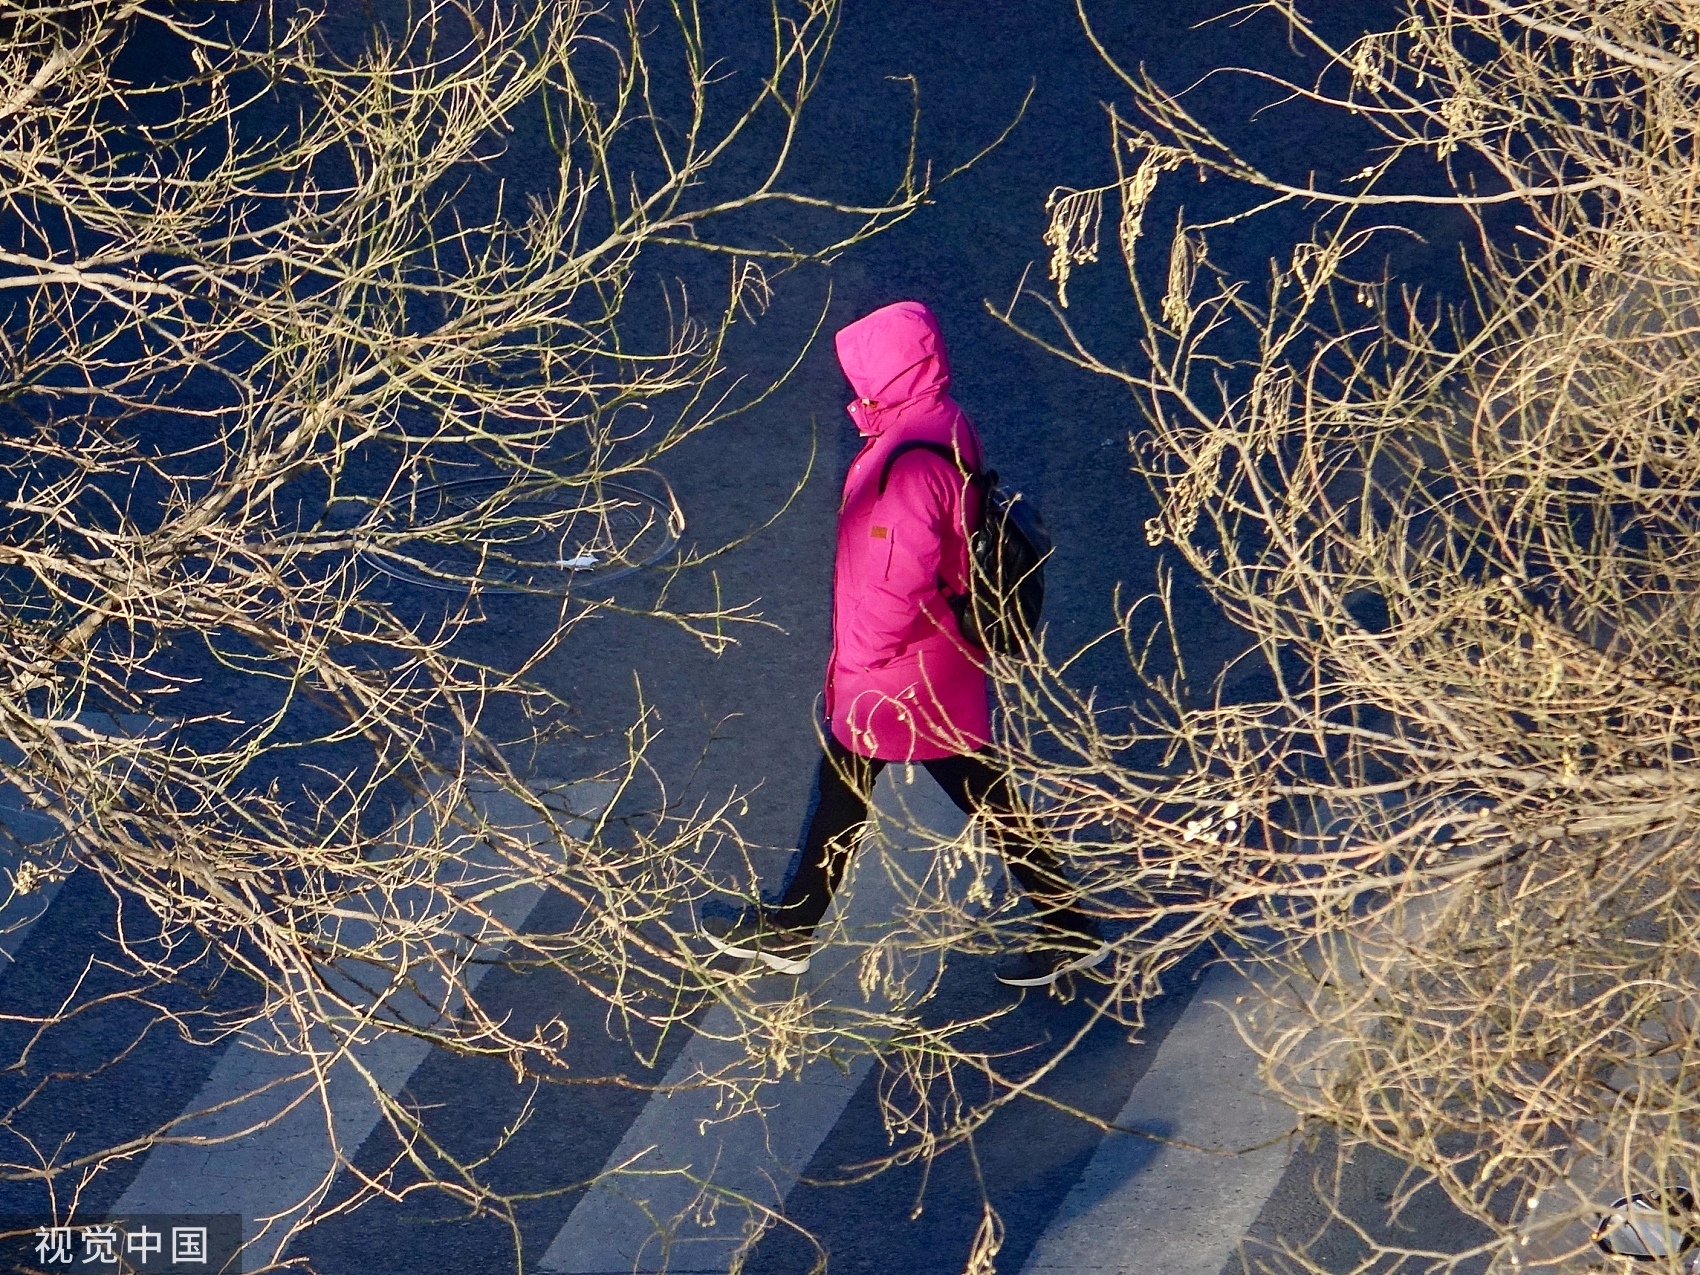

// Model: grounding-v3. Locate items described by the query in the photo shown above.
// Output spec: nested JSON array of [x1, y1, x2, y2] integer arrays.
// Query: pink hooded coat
[[824, 301, 991, 760]]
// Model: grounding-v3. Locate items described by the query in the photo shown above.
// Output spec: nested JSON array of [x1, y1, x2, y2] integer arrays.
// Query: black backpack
[[878, 441, 1051, 656]]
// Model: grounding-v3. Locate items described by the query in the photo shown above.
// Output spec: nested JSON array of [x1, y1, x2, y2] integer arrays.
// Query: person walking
[[705, 300, 1108, 988]]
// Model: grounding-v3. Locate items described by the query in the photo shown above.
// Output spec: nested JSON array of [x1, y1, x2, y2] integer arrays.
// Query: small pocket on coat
[[869, 523, 895, 579]]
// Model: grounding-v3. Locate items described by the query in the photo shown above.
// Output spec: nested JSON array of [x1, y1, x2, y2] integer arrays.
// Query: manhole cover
[[1595, 1190, 1699, 1266], [362, 476, 680, 593]]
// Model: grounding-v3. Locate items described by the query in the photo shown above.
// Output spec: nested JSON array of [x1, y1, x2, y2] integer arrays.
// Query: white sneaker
[[994, 941, 1112, 988], [701, 912, 812, 976]]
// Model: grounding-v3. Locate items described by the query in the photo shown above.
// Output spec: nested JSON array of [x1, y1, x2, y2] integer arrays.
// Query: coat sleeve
[[845, 457, 950, 671]]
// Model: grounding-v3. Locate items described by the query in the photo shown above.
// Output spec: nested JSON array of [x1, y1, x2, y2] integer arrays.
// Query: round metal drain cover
[[1594, 1190, 1699, 1265]]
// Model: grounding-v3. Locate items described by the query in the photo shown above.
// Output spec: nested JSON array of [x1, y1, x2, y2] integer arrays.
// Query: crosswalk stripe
[[111, 779, 611, 1273], [541, 767, 966, 1274], [1017, 792, 1396, 1274], [1018, 956, 1296, 1274], [541, 1005, 880, 1275]]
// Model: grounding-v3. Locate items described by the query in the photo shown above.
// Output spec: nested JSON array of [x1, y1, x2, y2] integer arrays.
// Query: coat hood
[[835, 301, 951, 434]]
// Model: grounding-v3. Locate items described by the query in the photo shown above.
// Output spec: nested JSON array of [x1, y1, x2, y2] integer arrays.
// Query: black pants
[[776, 735, 1100, 939]]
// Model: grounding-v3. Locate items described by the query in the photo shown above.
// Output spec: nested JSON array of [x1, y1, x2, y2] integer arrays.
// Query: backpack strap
[[877, 441, 981, 495]]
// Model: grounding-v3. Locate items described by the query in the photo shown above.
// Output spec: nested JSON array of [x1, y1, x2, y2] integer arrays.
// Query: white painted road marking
[[1019, 957, 1296, 1275], [541, 768, 965, 1274], [84, 765, 1317, 1275], [113, 780, 611, 1272]]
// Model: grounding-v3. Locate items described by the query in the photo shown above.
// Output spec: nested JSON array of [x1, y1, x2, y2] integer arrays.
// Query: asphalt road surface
[[0, 2, 1508, 1272]]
